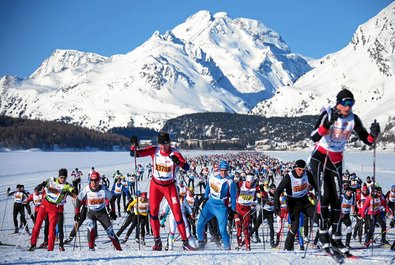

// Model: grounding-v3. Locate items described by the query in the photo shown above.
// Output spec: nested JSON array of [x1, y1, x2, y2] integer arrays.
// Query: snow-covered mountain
[[0, 11, 310, 131], [251, 2, 395, 133]]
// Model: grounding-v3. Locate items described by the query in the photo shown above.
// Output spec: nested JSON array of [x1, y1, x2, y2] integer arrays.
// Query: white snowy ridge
[[0, 10, 310, 131]]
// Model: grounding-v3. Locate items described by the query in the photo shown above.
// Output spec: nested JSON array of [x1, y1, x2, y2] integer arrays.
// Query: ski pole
[[14, 214, 30, 251], [133, 146, 141, 251], [72, 221, 79, 251], [1, 188, 10, 231], [371, 120, 379, 256], [260, 202, 265, 250]]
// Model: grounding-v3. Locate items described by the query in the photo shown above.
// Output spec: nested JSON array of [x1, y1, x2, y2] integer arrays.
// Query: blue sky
[[0, 0, 392, 78]]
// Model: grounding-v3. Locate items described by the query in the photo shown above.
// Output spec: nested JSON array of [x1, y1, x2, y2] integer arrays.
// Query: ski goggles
[[338, 98, 355, 107]]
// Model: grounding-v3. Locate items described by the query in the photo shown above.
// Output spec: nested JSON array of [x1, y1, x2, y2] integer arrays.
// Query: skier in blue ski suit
[[196, 160, 237, 250]]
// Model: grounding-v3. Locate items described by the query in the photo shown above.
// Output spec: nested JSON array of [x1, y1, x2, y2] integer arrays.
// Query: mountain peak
[[30, 49, 108, 79], [1, 10, 311, 131]]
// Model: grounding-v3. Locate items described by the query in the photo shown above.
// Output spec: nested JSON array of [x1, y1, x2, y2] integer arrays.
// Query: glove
[[274, 207, 281, 216], [169, 155, 180, 165], [110, 211, 117, 221], [370, 120, 380, 138], [159, 213, 165, 220], [189, 214, 195, 221], [323, 108, 340, 129], [74, 213, 81, 222], [6, 187, 10, 196], [130, 135, 139, 146]]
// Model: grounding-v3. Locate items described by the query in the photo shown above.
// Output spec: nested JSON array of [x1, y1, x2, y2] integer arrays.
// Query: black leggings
[[13, 203, 26, 228], [310, 150, 343, 236]]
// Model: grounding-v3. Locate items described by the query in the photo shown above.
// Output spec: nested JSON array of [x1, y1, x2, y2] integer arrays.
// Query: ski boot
[[13, 228, 19, 234], [25, 226, 31, 236], [121, 236, 129, 244], [331, 236, 349, 255], [182, 240, 196, 251], [59, 245, 65, 252], [252, 235, 261, 243], [270, 240, 276, 248], [64, 236, 74, 244], [381, 237, 390, 246], [198, 240, 205, 250], [39, 241, 48, 249], [140, 237, 146, 246], [89, 247, 95, 251], [28, 244, 36, 251], [153, 237, 162, 251]]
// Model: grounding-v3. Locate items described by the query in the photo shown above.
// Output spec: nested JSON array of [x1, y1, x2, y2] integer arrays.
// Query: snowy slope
[[250, 2, 395, 131], [0, 150, 394, 264], [0, 11, 310, 131]]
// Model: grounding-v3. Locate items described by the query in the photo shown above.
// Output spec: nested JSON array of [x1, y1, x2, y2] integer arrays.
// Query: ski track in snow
[[0, 150, 394, 264]]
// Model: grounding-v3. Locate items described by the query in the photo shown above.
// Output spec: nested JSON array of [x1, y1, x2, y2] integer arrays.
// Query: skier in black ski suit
[[309, 89, 380, 256], [274, 159, 317, 251]]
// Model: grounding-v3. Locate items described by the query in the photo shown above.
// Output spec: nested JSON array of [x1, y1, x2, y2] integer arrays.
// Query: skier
[[196, 160, 237, 250], [101, 174, 110, 188], [274, 160, 318, 251], [234, 173, 257, 251], [340, 186, 356, 248], [309, 89, 380, 256], [137, 164, 144, 181], [75, 171, 121, 251], [146, 163, 153, 179], [118, 192, 149, 245], [29, 168, 76, 251], [22, 187, 44, 223], [275, 191, 289, 248], [385, 184, 395, 228], [7, 184, 30, 234], [129, 132, 195, 250], [360, 186, 392, 247], [198, 167, 209, 194], [160, 189, 197, 250], [354, 184, 369, 244], [111, 177, 131, 217], [112, 170, 123, 181], [251, 183, 277, 248], [71, 168, 83, 193]]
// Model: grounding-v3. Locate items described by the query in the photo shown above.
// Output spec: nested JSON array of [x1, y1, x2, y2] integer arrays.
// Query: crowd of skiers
[[2, 89, 395, 256], [6, 150, 395, 253]]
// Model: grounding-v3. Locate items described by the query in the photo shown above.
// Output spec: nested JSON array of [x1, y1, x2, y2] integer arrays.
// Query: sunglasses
[[339, 98, 355, 107], [59, 177, 67, 180]]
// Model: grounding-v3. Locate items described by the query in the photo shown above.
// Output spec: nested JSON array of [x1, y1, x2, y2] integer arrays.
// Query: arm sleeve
[[173, 151, 190, 171], [353, 114, 374, 145], [230, 181, 237, 211], [35, 180, 48, 192], [204, 179, 211, 199], [311, 111, 328, 142], [274, 175, 290, 208], [131, 146, 157, 158]]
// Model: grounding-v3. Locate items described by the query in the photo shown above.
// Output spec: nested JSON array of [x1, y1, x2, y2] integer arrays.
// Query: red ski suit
[[30, 177, 74, 251], [131, 145, 189, 240]]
